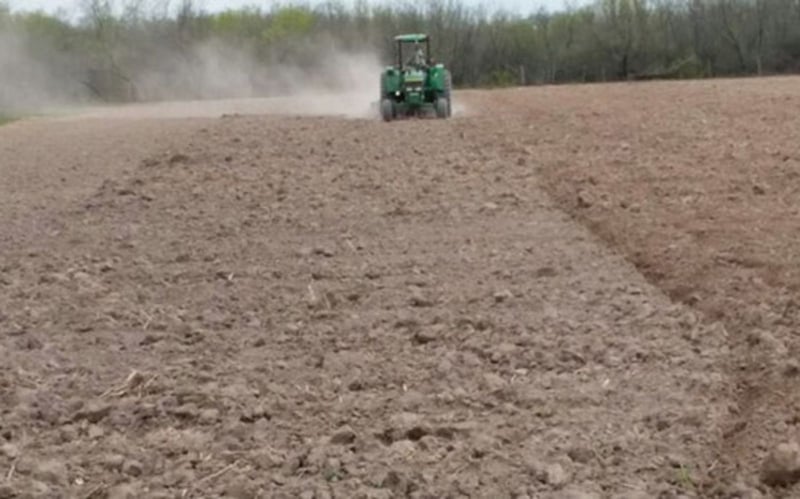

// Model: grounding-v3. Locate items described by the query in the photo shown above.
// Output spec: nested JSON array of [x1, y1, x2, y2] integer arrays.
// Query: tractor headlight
[[395, 91, 401, 96]]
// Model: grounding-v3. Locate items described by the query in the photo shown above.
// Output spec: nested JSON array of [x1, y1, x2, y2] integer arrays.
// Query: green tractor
[[379, 34, 452, 121]]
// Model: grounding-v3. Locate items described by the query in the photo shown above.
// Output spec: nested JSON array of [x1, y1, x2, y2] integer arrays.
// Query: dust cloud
[[0, 31, 88, 113], [0, 23, 385, 120], [122, 41, 385, 120]]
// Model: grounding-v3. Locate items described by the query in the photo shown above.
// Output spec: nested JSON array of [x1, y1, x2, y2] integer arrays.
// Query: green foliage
[[671, 55, 707, 79], [0, 1, 10, 23], [16, 11, 74, 51], [484, 69, 517, 87], [264, 7, 315, 43], [210, 8, 267, 40], [675, 463, 695, 490]]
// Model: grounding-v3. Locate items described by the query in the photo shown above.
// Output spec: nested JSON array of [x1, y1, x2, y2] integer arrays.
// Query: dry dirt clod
[[306, 445, 328, 469], [0, 485, 16, 499], [747, 329, 788, 355], [58, 425, 78, 444], [493, 289, 513, 303], [32, 459, 68, 486], [74, 401, 112, 423], [102, 454, 125, 472], [170, 403, 199, 420], [725, 480, 764, 499], [409, 287, 434, 308], [28, 481, 51, 496], [360, 489, 393, 499], [760, 441, 800, 486], [313, 246, 336, 257], [412, 329, 437, 345], [122, 459, 144, 477], [382, 412, 432, 444], [436, 357, 453, 374], [576, 190, 594, 208], [88, 424, 105, 439], [783, 359, 800, 377], [545, 462, 570, 487], [616, 492, 651, 499], [557, 488, 601, 499], [567, 445, 595, 464], [223, 480, 258, 499], [240, 404, 270, 423], [107, 484, 140, 499], [347, 379, 365, 391], [330, 425, 357, 445], [493, 342, 517, 360], [535, 266, 558, 278], [199, 408, 220, 424], [389, 439, 417, 460], [378, 469, 416, 494], [0, 443, 19, 460], [168, 153, 190, 164], [482, 372, 506, 392]]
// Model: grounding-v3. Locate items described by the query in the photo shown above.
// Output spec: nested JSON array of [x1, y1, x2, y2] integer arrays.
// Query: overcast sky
[[6, 0, 582, 17]]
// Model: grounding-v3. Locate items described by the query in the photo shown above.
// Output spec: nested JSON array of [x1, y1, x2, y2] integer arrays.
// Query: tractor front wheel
[[435, 97, 449, 119], [380, 99, 394, 122]]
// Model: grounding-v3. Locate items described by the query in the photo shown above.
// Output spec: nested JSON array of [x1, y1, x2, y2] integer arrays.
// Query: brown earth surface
[[0, 77, 798, 498]]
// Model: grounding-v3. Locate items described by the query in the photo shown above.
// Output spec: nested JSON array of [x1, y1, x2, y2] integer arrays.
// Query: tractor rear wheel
[[380, 99, 394, 122], [435, 97, 449, 119]]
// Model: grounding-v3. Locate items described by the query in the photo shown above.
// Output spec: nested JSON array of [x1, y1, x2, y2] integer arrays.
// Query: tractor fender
[[426, 65, 448, 94]]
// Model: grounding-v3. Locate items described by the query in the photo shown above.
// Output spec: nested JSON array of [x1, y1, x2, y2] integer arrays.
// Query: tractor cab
[[394, 34, 431, 106], [395, 34, 431, 70]]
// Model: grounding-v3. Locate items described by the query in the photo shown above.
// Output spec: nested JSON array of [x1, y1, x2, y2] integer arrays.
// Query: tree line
[[2, 0, 800, 103]]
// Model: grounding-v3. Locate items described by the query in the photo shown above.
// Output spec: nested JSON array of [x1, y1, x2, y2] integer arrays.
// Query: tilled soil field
[[0, 77, 798, 498]]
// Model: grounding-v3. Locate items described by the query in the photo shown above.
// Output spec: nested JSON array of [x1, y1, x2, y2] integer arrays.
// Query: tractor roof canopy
[[394, 34, 428, 43]]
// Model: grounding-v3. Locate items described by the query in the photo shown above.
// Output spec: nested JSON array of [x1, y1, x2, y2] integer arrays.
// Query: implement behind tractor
[[379, 34, 452, 121]]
